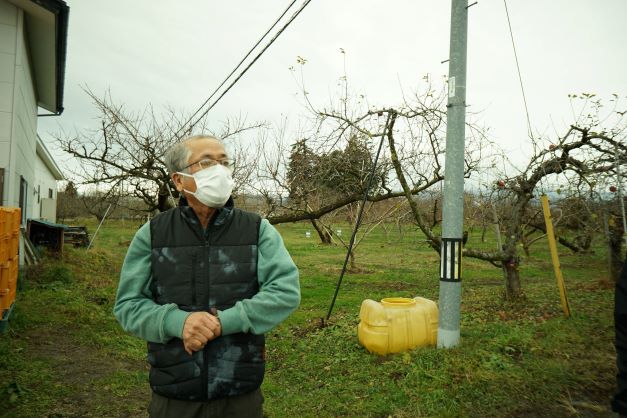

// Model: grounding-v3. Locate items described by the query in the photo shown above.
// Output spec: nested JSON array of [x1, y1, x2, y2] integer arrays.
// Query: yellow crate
[[0, 207, 8, 234], [0, 207, 21, 235], [1, 209, 8, 234], [0, 234, 8, 265], [0, 290, 8, 314], [0, 263, 9, 313], [7, 261, 17, 309], [8, 233, 18, 260], [10, 209, 21, 234]]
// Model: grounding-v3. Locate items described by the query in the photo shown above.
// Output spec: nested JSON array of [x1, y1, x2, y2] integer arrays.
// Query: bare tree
[[252, 74, 490, 247], [320, 85, 625, 299], [443, 94, 625, 297], [56, 88, 265, 212], [56, 181, 81, 222], [79, 188, 119, 222]]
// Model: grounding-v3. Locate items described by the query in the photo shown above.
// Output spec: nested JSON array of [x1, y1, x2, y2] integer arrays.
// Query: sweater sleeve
[[113, 222, 190, 343], [218, 219, 300, 335]]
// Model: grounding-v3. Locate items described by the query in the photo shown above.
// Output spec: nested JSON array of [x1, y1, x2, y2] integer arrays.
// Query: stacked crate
[[0, 207, 20, 328]]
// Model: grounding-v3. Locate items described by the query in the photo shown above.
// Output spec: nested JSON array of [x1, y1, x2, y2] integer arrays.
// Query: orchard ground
[[0, 218, 617, 417]]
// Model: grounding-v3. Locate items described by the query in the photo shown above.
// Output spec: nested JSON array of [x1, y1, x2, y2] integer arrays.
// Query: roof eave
[[9, 0, 69, 114]]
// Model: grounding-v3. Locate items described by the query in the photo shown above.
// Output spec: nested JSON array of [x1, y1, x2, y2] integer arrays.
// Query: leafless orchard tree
[[56, 88, 264, 213], [307, 78, 491, 241], [313, 199, 406, 271], [319, 83, 625, 299], [254, 72, 490, 231], [248, 66, 492, 274], [471, 94, 626, 295], [510, 189, 599, 257]]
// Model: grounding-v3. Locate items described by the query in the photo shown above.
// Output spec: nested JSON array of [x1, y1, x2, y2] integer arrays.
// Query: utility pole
[[438, 0, 468, 349]]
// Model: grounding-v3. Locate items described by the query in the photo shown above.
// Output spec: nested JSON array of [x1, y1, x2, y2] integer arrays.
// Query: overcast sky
[[39, 0, 627, 175]]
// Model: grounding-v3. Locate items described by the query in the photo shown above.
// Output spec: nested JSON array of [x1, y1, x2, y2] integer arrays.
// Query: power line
[[503, 0, 533, 138], [175, 0, 298, 138], [177, 0, 312, 139], [187, 0, 313, 131]]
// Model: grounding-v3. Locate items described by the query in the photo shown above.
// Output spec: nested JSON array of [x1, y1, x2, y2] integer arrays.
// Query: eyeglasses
[[182, 158, 235, 172]]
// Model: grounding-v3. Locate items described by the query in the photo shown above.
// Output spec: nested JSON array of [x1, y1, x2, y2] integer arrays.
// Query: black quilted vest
[[147, 202, 264, 401]]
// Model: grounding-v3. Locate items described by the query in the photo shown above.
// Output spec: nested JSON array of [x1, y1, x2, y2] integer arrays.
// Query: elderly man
[[114, 135, 300, 418]]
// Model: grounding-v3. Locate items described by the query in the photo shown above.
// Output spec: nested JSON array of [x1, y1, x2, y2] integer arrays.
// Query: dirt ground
[[18, 325, 150, 417]]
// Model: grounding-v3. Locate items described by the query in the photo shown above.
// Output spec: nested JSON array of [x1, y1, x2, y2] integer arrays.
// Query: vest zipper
[[202, 238, 210, 400], [191, 254, 197, 306]]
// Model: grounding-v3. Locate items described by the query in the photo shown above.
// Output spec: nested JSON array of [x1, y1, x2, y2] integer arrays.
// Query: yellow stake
[[540, 195, 571, 318]]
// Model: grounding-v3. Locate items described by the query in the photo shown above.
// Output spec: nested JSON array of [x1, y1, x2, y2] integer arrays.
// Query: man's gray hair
[[164, 134, 221, 174]]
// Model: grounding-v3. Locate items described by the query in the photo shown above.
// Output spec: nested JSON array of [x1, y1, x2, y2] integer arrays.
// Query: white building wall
[[0, 2, 38, 226], [12, 9, 37, 221], [33, 153, 58, 219], [0, 1, 17, 196]]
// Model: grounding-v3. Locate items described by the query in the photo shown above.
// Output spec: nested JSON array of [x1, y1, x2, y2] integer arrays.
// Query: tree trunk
[[311, 219, 332, 245], [432, 199, 439, 228], [157, 182, 174, 212], [349, 250, 356, 271], [574, 234, 592, 252], [381, 223, 390, 243], [502, 258, 522, 299], [520, 231, 531, 257], [396, 219, 404, 242]]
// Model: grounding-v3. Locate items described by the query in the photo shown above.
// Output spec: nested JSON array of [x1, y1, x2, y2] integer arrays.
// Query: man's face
[[173, 138, 227, 195]]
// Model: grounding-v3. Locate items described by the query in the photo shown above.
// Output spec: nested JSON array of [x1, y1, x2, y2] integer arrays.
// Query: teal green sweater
[[114, 219, 300, 343]]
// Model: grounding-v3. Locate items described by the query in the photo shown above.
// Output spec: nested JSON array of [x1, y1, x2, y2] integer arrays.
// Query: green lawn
[[0, 218, 617, 417]]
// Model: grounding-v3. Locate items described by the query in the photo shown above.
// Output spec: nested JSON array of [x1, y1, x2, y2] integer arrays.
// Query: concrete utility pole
[[438, 0, 468, 349]]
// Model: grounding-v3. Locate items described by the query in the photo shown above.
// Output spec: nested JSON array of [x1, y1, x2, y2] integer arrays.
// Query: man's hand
[[182, 312, 222, 355]]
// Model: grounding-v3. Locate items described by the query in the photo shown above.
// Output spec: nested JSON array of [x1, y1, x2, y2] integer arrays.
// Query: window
[[49, 188, 53, 199]]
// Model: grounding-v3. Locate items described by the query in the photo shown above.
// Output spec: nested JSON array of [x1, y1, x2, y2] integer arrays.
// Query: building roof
[[8, 0, 69, 114], [36, 135, 64, 180]]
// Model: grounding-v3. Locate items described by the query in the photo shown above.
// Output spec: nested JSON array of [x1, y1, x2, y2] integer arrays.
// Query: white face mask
[[178, 164, 234, 208]]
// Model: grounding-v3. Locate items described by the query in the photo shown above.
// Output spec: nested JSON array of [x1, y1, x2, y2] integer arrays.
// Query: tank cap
[[381, 297, 416, 307]]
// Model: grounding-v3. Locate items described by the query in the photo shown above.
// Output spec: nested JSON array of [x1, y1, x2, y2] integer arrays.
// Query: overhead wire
[[503, 0, 533, 139], [177, 0, 312, 139], [174, 0, 298, 138], [503, 0, 552, 194]]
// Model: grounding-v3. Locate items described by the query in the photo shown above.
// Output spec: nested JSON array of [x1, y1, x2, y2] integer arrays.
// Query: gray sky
[[40, 0, 627, 174]]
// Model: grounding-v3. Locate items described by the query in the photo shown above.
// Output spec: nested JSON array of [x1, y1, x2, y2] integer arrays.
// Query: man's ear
[[172, 173, 184, 192]]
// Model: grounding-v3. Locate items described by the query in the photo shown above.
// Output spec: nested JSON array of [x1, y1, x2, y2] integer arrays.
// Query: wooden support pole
[[540, 194, 571, 318]]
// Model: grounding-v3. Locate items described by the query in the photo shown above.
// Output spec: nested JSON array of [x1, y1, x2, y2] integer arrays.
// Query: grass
[[0, 218, 617, 417]]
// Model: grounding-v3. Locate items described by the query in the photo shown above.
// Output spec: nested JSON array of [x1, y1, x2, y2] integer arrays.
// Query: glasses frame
[[181, 157, 235, 173]]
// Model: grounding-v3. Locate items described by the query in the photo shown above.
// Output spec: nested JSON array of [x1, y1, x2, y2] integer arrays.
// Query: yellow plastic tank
[[358, 297, 438, 355]]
